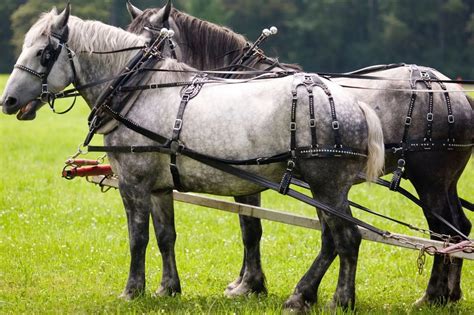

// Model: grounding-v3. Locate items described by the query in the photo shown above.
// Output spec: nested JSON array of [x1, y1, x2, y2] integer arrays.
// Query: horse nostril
[[4, 96, 18, 107]]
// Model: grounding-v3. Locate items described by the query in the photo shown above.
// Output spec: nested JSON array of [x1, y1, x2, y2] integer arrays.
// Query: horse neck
[[172, 10, 247, 70], [67, 18, 146, 108]]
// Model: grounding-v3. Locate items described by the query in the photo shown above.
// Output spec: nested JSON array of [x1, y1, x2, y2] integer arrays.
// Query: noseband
[[14, 27, 79, 114]]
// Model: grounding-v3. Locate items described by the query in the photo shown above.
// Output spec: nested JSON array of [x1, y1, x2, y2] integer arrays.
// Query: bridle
[[14, 27, 79, 114]]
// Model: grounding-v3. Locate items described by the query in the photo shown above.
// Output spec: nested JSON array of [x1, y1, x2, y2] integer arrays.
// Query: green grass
[[0, 73, 473, 314]]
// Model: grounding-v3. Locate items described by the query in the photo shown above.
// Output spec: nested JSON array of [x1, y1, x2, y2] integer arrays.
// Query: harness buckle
[[173, 119, 183, 131], [392, 146, 403, 154], [170, 141, 185, 155], [426, 113, 434, 122], [309, 119, 316, 128], [290, 122, 297, 131], [405, 117, 412, 126], [130, 146, 137, 153], [286, 159, 296, 171], [332, 121, 340, 130], [181, 93, 191, 102], [448, 115, 455, 124]]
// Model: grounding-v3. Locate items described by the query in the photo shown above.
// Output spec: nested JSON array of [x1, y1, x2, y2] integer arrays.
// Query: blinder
[[14, 27, 78, 114]]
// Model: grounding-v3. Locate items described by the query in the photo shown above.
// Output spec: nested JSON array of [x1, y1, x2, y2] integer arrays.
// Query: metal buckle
[[170, 141, 185, 155], [426, 113, 434, 122], [448, 115, 455, 124], [332, 121, 340, 130], [290, 122, 297, 131], [130, 146, 136, 153], [397, 159, 406, 168], [173, 119, 183, 131], [309, 119, 316, 127], [42, 84, 48, 93], [405, 117, 412, 126], [392, 146, 403, 154], [181, 93, 191, 101], [287, 159, 296, 171]]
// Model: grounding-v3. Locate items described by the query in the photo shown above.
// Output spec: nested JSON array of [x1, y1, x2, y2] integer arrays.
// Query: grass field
[[0, 73, 473, 314]]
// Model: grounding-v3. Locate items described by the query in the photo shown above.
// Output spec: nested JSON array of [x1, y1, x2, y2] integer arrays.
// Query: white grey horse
[[126, 0, 473, 309], [0, 5, 384, 312]]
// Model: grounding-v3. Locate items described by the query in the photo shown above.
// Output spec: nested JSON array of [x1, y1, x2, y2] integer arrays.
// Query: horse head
[[126, 1, 250, 70], [1, 4, 75, 120], [126, 1, 180, 59]]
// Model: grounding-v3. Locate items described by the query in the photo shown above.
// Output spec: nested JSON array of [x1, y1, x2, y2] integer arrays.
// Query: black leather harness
[[169, 74, 207, 190], [386, 65, 473, 190]]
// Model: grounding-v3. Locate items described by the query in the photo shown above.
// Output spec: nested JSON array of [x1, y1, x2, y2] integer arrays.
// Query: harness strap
[[390, 65, 422, 191], [169, 74, 207, 191], [182, 149, 389, 237], [420, 73, 434, 142]]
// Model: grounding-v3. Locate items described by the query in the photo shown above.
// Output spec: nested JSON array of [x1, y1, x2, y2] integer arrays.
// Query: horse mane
[[171, 9, 250, 70], [25, 10, 147, 67], [128, 8, 301, 71]]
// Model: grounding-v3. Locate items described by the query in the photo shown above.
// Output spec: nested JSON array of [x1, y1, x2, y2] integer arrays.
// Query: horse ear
[[126, 1, 143, 20], [54, 3, 71, 29], [163, 0, 172, 21]]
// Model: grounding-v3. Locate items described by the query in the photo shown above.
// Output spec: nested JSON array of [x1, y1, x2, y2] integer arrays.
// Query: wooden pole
[[88, 176, 473, 260]]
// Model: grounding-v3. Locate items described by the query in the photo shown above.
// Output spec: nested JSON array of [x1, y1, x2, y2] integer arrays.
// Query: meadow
[[0, 73, 473, 314]]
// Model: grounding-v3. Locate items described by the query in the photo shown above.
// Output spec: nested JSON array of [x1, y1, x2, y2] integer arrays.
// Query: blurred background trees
[[1, 0, 473, 78]]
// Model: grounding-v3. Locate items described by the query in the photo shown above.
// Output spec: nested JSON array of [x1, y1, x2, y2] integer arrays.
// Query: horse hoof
[[118, 289, 142, 301], [154, 285, 179, 297], [224, 282, 252, 298], [283, 294, 311, 314], [224, 277, 243, 294], [414, 293, 448, 307], [449, 290, 463, 303]]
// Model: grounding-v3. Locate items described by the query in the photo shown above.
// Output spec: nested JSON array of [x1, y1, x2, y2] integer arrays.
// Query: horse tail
[[466, 94, 474, 110], [357, 101, 385, 181]]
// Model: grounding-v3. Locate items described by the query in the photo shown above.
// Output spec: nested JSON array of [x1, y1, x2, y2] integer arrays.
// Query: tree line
[[1, 0, 473, 78]]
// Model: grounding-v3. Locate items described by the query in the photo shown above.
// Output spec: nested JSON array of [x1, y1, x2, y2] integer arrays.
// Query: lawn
[[0, 73, 473, 314]]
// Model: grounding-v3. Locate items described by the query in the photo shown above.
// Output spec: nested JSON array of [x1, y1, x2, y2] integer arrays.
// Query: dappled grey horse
[[127, 0, 473, 308], [0, 5, 384, 312]]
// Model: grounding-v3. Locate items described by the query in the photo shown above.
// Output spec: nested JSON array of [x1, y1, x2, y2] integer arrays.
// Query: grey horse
[[0, 5, 384, 312], [126, 0, 473, 308]]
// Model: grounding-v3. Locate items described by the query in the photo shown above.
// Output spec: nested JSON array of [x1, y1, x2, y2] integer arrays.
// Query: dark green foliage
[[2, 0, 474, 78]]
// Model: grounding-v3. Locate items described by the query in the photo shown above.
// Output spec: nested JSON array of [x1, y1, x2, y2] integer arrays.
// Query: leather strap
[[169, 75, 207, 191]]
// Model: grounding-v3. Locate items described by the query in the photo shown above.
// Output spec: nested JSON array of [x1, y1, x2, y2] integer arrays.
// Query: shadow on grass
[[79, 292, 470, 315]]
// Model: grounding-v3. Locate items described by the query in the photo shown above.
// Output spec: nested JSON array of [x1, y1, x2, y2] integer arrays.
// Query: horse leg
[[284, 179, 361, 312], [446, 180, 471, 302], [283, 213, 338, 312], [407, 153, 471, 305], [225, 194, 266, 296], [150, 190, 181, 296], [118, 182, 151, 300]]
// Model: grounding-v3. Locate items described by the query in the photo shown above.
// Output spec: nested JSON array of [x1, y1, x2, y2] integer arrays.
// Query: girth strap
[[169, 74, 207, 191]]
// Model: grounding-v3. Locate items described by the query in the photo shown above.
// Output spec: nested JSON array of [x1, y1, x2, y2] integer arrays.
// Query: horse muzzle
[[1, 95, 21, 115], [16, 99, 44, 120]]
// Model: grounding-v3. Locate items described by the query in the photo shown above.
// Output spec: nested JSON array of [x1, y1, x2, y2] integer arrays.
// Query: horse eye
[[36, 49, 43, 57]]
